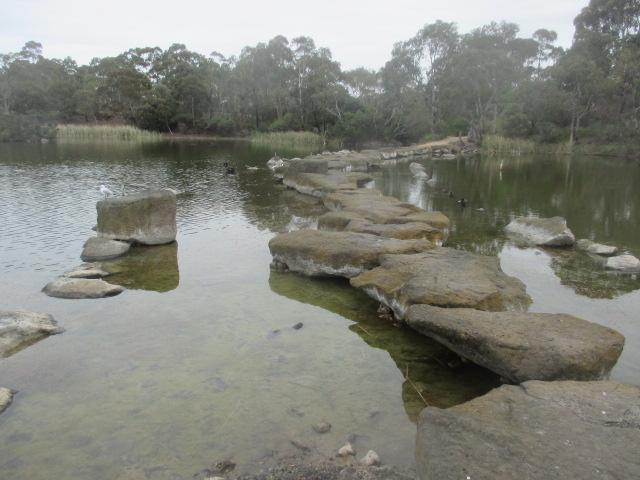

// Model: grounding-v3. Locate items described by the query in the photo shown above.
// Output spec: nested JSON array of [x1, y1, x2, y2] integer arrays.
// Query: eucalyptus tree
[[290, 36, 344, 138], [573, 0, 640, 132], [446, 21, 538, 143], [235, 36, 296, 130], [403, 20, 460, 135], [552, 43, 608, 144], [532, 29, 561, 77], [379, 43, 427, 142], [148, 44, 209, 131]]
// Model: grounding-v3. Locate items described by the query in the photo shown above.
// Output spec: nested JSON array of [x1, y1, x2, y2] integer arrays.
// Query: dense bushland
[[1, 1, 638, 150]]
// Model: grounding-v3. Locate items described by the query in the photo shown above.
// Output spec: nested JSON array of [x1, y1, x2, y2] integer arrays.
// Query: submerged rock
[[576, 238, 618, 257], [96, 189, 177, 245], [359, 450, 381, 467], [505, 216, 575, 246], [605, 254, 640, 272], [0, 310, 65, 357], [405, 304, 625, 383], [42, 277, 124, 299], [81, 236, 131, 261], [350, 248, 531, 319], [269, 230, 435, 278], [416, 380, 640, 480]]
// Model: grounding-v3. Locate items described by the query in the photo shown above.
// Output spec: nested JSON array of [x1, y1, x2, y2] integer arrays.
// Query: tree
[[404, 21, 460, 135]]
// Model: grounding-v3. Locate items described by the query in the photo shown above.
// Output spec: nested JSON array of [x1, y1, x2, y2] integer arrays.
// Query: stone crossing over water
[[267, 146, 633, 480]]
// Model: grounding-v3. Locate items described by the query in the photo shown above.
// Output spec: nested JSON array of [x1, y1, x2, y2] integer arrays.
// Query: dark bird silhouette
[[458, 198, 468, 207], [223, 162, 236, 174]]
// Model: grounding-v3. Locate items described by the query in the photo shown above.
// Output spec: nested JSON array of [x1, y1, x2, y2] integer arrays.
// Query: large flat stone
[[283, 171, 373, 198], [1, 310, 65, 357], [318, 211, 446, 244], [323, 190, 424, 224], [268, 229, 435, 278], [405, 304, 624, 383], [350, 248, 531, 319], [42, 277, 124, 299], [416, 380, 640, 480]]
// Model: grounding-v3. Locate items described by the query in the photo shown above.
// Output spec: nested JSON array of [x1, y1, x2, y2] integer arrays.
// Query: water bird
[[458, 198, 468, 207], [223, 162, 236, 174], [99, 184, 114, 197]]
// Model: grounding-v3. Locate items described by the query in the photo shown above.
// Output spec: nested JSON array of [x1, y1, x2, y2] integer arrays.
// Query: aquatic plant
[[482, 135, 537, 156], [56, 124, 161, 140], [250, 130, 323, 146]]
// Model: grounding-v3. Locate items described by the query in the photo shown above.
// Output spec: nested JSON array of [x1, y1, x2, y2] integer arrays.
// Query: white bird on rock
[[99, 184, 114, 197]]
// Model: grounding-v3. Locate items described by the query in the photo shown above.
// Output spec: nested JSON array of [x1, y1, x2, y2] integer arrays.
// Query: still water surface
[[0, 141, 638, 479]]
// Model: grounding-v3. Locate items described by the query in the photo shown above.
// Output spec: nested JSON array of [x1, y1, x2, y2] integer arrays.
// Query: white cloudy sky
[[2, 0, 588, 70]]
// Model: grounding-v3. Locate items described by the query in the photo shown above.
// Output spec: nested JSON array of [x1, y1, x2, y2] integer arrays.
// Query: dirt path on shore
[[412, 136, 469, 150]]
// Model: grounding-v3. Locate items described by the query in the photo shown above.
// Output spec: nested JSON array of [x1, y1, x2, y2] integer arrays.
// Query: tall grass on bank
[[482, 135, 537, 156], [250, 131, 323, 146], [57, 124, 161, 141], [556, 141, 639, 157]]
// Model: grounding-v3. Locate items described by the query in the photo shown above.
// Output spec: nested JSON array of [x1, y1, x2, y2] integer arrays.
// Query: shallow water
[[376, 155, 640, 384], [1, 143, 639, 479], [0, 141, 502, 479]]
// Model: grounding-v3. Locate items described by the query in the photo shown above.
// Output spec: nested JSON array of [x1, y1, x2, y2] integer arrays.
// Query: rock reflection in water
[[101, 242, 179, 292]]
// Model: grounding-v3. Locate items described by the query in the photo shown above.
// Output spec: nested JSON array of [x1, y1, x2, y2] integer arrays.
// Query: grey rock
[[405, 304, 625, 383], [416, 380, 640, 480], [81, 236, 131, 261], [350, 248, 531, 319], [269, 229, 435, 278], [1, 310, 65, 357], [318, 211, 446, 244], [284, 171, 373, 198], [505, 216, 575, 246], [605, 254, 640, 272], [63, 264, 109, 279], [42, 277, 124, 299], [359, 450, 381, 467], [0, 387, 16, 415], [576, 238, 618, 256], [97, 189, 177, 245]]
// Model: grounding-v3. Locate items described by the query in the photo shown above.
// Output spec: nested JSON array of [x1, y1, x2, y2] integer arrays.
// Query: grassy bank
[[250, 131, 324, 147], [556, 141, 639, 157], [57, 124, 162, 141]]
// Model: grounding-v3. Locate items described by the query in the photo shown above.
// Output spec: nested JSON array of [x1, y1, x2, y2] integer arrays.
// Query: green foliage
[[56, 124, 160, 140], [205, 116, 235, 136], [250, 130, 323, 146], [1, 3, 640, 151], [0, 113, 57, 142], [267, 113, 298, 132]]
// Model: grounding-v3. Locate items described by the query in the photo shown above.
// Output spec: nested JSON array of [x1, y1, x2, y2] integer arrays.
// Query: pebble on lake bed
[[337, 442, 355, 457], [359, 450, 381, 466], [313, 422, 331, 433]]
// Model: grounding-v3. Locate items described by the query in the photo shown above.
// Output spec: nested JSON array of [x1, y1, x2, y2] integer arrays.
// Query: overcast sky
[[2, 0, 588, 70]]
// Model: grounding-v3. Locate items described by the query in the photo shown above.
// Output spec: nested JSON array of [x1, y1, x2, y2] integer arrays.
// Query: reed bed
[[250, 131, 323, 146], [57, 124, 161, 141], [482, 135, 537, 156]]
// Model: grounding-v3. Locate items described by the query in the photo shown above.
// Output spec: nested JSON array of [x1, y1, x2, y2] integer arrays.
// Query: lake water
[[0, 140, 638, 479]]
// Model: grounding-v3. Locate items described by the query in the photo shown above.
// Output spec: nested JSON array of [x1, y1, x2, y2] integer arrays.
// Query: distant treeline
[[1, 0, 639, 146]]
